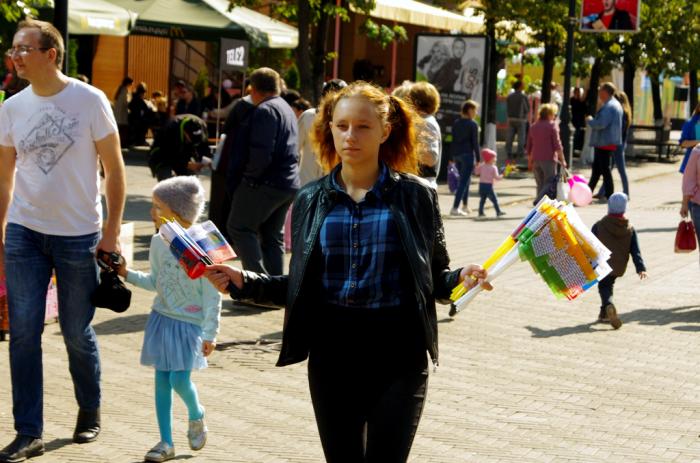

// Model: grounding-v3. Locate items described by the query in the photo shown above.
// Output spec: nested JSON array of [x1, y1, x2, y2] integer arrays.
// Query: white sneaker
[[449, 207, 468, 216], [144, 441, 175, 462], [188, 416, 208, 451]]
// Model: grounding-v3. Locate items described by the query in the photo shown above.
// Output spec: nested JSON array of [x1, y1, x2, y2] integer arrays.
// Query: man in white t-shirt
[[0, 19, 126, 462]]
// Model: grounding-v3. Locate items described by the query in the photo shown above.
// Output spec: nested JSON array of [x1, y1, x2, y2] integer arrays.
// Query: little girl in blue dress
[[118, 176, 222, 462]]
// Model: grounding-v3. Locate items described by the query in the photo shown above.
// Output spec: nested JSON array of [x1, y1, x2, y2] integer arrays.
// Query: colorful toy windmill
[[449, 197, 611, 316]]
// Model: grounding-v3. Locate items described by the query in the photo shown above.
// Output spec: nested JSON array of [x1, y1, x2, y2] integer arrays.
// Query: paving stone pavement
[[1, 153, 700, 462]]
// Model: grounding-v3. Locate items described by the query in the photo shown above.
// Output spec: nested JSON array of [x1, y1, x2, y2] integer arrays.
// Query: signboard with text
[[220, 38, 249, 72]]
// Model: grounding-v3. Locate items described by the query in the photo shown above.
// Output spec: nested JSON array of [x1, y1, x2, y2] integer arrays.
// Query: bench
[[628, 124, 680, 161]]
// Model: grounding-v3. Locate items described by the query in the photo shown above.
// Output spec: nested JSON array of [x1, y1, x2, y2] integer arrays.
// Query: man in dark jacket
[[506, 81, 530, 159], [148, 114, 209, 180], [208, 95, 255, 239], [226, 67, 300, 276]]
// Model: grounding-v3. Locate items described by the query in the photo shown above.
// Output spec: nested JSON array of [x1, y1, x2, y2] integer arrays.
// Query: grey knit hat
[[153, 176, 205, 224], [607, 192, 628, 215]]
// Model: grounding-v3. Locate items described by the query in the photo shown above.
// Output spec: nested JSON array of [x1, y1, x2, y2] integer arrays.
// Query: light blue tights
[[155, 370, 204, 446]]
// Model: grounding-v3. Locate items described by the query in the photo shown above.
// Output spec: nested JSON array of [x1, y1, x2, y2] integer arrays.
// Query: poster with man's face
[[414, 34, 488, 141], [581, 0, 640, 33]]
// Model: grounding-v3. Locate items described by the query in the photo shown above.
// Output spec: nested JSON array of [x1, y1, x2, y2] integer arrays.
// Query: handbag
[[674, 219, 697, 253], [556, 167, 570, 201]]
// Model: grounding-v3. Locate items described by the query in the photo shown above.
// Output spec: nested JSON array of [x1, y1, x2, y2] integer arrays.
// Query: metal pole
[[560, 0, 576, 169], [215, 67, 222, 140], [53, 0, 69, 75]]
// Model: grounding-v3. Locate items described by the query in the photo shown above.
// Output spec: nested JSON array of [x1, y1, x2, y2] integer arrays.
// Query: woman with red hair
[[205, 81, 489, 462]]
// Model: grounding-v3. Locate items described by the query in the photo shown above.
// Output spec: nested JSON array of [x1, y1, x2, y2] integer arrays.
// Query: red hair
[[312, 81, 420, 174]]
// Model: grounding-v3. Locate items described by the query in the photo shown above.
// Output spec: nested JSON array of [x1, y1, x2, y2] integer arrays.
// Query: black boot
[[0, 435, 44, 463], [73, 408, 100, 444]]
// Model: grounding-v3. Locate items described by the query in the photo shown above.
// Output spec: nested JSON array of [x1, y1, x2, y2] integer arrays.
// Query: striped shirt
[[318, 162, 403, 309]]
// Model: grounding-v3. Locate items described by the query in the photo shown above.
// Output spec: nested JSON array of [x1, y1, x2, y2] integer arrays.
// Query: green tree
[[229, 1, 407, 103], [467, 0, 533, 125], [620, 0, 687, 122], [1, 1, 47, 79]]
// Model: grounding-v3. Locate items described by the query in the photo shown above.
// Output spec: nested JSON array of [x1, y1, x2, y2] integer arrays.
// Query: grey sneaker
[[188, 416, 208, 451], [605, 304, 622, 330], [450, 207, 468, 217], [144, 441, 174, 462]]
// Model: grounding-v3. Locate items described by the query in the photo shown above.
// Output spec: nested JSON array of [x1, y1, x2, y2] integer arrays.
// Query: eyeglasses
[[4, 45, 50, 57]]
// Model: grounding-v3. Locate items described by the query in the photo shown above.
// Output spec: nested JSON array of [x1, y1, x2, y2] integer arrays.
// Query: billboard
[[580, 0, 640, 33], [414, 34, 489, 143]]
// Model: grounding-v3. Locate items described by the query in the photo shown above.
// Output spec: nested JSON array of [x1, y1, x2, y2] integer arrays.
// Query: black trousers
[[598, 274, 617, 312], [588, 148, 614, 199], [308, 351, 428, 463]]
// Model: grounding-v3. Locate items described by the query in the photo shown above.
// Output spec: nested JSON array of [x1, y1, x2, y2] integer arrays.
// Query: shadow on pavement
[[123, 195, 154, 223], [44, 438, 73, 452], [525, 305, 700, 338], [133, 234, 153, 263], [100, 194, 152, 224], [221, 301, 282, 317], [636, 227, 676, 233], [91, 314, 148, 336], [129, 455, 193, 463]]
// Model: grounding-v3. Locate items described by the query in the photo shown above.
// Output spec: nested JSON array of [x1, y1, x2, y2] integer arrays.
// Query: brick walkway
[[2, 154, 700, 462]]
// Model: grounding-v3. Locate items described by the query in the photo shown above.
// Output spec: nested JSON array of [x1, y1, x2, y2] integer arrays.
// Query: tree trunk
[[649, 72, 663, 123], [295, 1, 313, 102], [623, 50, 635, 112], [309, 1, 333, 104], [690, 70, 698, 117], [540, 39, 556, 104], [586, 57, 602, 115]]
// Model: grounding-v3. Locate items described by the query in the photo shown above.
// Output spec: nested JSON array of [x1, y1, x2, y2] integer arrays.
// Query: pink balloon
[[568, 174, 588, 187], [568, 182, 593, 206]]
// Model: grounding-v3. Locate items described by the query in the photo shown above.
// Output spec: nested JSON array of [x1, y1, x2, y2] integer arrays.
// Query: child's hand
[[638, 271, 648, 280], [204, 264, 243, 293], [202, 340, 216, 357], [117, 263, 127, 278], [459, 265, 493, 291]]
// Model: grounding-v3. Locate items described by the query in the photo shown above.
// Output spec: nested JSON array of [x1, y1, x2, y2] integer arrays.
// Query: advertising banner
[[581, 0, 640, 33], [414, 34, 489, 143]]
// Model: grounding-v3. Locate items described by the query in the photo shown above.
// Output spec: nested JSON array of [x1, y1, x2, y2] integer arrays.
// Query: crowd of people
[[0, 16, 695, 463], [0, 19, 488, 463]]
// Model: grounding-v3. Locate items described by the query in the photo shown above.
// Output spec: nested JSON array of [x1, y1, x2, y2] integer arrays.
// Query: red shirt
[[601, 12, 614, 29]]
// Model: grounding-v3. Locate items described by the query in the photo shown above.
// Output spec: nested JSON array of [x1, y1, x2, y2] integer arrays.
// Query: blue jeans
[[4, 223, 101, 437], [478, 183, 502, 215], [690, 202, 700, 246], [452, 155, 475, 209]]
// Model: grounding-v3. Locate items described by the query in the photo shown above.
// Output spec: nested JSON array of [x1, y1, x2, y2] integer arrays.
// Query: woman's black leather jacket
[[228, 169, 462, 367]]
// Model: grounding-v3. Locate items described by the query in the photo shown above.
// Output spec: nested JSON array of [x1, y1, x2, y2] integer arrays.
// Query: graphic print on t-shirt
[[17, 108, 78, 175]]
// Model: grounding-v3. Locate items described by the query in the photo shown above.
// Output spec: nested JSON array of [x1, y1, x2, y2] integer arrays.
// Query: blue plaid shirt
[[318, 162, 403, 309]]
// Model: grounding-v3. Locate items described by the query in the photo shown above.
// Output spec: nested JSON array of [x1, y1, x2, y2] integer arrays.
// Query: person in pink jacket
[[681, 145, 700, 247], [475, 149, 505, 217], [526, 103, 567, 203]]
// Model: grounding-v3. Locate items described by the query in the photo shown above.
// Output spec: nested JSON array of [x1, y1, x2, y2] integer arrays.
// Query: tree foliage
[[228, 0, 407, 102]]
